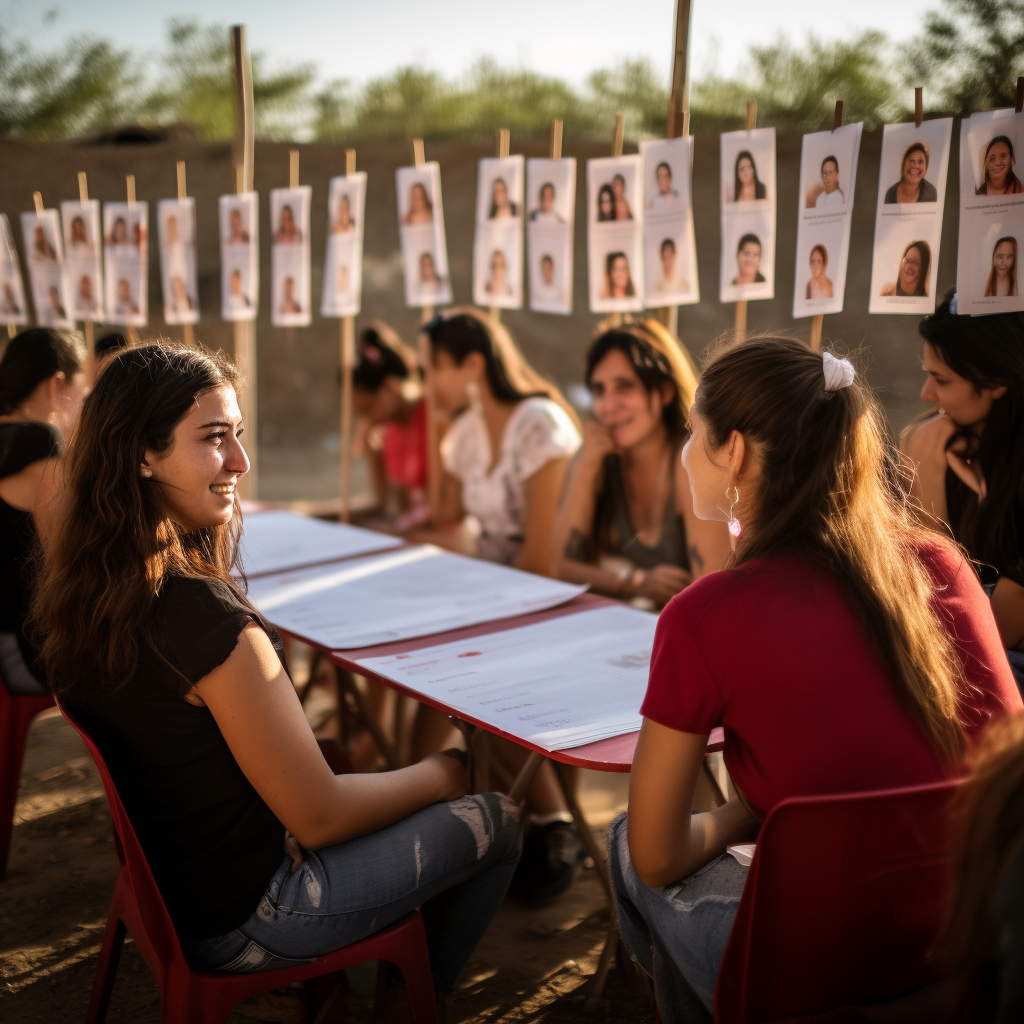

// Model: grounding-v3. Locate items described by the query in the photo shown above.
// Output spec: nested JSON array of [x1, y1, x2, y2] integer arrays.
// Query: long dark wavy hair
[[425, 308, 580, 429], [32, 342, 253, 699], [733, 150, 766, 200], [918, 290, 1024, 581], [694, 336, 966, 763]]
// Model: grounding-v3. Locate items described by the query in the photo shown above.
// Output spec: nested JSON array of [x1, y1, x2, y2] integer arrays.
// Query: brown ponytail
[[695, 336, 966, 763]]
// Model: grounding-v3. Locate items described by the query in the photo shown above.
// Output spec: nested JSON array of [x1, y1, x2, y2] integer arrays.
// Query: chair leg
[[0, 701, 37, 877], [85, 912, 126, 1024], [391, 952, 440, 1024]]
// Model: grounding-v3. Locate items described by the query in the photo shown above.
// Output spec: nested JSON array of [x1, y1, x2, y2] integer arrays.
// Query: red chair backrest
[[716, 780, 959, 1022], [56, 698, 186, 972]]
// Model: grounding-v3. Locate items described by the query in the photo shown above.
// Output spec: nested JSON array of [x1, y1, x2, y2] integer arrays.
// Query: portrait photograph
[[587, 223, 644, 314], [966, 112, 1024, 201], [962, 207, 1024, 314], [396, 163, 452, 308], [328, 172, 366, 238], [526, 158, 576, 226], [104, 261, 147, 327], [868, 216, 941, 315], [61, 200, 101, 256], [21, 210, 63, 264], [272, 267, 309, 328], [103, 202, 147, 252], [644, 215, 698, 308], [29, 262, 72, 329], [641, 136, 693, 216], [528, 231, 573, 315], [473, 222, 522, 309], [321, 172, 366, 318], [0, 215, 29, 326], [70, 271, 102, 320], [219, 192, 259, 322], [475, 155, 525, 224], [271, 186, 311, 248], [720, 127, 775, 207], [792, 217, 847, 319], [799, 123, 863, 212], [158, 198, 199, 325], [588, 155, 642, 225], [400, 228, 453, 308], [876, 119, 952, 207], [719, 210, 774, 304]]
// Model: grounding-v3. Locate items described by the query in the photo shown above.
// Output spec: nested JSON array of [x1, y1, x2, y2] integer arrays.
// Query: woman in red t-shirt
[[610, 337, 1021, 1019], [351, 322, 430, 532]]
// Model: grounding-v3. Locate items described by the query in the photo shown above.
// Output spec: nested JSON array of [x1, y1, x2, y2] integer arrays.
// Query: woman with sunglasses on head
[[612, 337, 1020, 1020], [553, 319, 730, 607]]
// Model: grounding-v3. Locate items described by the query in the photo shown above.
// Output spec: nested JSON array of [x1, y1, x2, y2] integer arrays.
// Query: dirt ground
[[0, 706, 653, 1023]]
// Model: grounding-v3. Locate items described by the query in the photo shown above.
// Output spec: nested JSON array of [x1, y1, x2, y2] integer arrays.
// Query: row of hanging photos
[[2, 87, 1024, 345]]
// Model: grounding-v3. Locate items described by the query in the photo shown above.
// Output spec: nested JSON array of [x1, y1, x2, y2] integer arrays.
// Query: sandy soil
[[0, 708, 653, 1023]]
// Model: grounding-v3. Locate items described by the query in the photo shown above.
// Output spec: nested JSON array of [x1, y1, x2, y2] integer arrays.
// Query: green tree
[[0, 28, 139, 138], [905, 0, 1024, 114]]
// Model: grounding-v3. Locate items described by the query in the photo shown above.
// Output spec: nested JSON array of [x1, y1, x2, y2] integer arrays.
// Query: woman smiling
[[884, 142, 938, 204]]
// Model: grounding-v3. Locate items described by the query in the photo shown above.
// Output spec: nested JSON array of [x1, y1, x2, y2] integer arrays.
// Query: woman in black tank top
[[0, 328, 86, 691], [553, 319, 730, 607]]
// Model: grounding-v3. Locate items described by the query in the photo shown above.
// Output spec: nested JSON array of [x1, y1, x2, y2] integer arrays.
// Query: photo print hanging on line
[[396, 162, 453, 308], [103, 200, 149, 327], [158, 197, 200, 325], [321, 172, 367, 318], [526, 157, 576, 315], [21, 207, 72, 329], [219, 192, 259, 322], [60, 199, 103, 322]]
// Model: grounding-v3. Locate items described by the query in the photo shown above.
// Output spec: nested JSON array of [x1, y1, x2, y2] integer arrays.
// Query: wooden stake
[[1016, 77, 1024, 114], [914, 88, 923, 128], [126, 175, 136, 206], [76, 173, 96, 372], [175, 161, 195, 347], [549, 120, 563, 161], [32, 192, 43, 214], [612, 112, 624, 158], [810, 101, 845, 353], [289, 149, 300, 189], [411, 138, 441, 520], [339, 148, 357, 524], [232, 25, 258, 498], [733, 101, 758, 344]]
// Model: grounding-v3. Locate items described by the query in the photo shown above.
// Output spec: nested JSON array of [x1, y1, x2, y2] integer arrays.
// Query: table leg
[[507, 750, 545, 805], [336, 670, 397, 769], [553, 762, 611, 899]]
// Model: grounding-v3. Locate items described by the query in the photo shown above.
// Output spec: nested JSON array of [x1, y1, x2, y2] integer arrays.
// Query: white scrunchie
[[822, 351, 855, 391]]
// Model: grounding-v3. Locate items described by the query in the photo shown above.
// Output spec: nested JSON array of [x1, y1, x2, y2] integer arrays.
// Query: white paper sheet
[[239, 509, 402, 577], [356, 604, 654, 751], [247, 545, 587, 649]]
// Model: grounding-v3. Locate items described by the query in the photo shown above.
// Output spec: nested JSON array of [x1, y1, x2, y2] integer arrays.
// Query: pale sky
[[2, 0, 936, 87]]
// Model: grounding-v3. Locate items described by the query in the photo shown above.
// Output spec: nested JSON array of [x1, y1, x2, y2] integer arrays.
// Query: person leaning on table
[[611, 337, 1021, 1021], [33, 342, 520, 1000]]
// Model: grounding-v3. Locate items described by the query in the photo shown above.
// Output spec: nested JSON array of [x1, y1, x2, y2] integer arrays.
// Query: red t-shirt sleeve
[[640, 586, 724, 734]]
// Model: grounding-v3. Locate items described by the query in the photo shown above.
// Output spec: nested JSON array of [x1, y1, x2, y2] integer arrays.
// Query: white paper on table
[[247, 545, 587, 649], [238, 509, 403, 577], [356, 604, 654, 751]]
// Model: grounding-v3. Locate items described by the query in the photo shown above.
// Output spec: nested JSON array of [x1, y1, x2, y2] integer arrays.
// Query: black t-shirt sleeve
[[151, 576, 258, 690]]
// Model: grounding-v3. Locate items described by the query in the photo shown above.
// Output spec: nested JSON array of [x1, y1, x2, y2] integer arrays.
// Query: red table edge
[[317, 593, 724, 772]]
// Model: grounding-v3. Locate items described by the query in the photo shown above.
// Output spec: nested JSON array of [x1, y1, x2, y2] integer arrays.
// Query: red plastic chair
[[714, 780, 960, 1022], [55, 700, 439, 1024], [0, 675, 54, 877]]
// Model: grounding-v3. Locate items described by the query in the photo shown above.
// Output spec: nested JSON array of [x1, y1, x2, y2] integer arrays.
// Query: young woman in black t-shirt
[[32, 343, 520, 988], [900, 293, 1024, 690], [0, 327, 86, 691]]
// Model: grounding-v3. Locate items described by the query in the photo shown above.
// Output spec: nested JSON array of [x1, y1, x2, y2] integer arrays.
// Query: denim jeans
[[184, 792, 521, 993], [608, 812, 747, 1021]]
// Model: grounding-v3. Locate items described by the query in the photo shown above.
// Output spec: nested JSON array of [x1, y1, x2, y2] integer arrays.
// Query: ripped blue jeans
[[183, 793, 521, 993]]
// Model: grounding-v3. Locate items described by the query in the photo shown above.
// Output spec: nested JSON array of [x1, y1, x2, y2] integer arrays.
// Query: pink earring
[[727, 485, 742, 539]]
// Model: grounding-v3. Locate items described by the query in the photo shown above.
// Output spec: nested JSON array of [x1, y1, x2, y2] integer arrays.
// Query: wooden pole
[[33, 192, 43, 215], [658, 0, 693, 336], [914, 87, 923, 128], [487, 128, 511, 323], [75, 173, 96, 372], [733, 100, 757, 344], [549, 119, 563, 161], [412, 138, 442, 520], [123, 177, 141, 346], [339, 148, 357, 524], [810, 100, 844, 352], [232, 25, 258, 498], [175, 161, 195, 347]]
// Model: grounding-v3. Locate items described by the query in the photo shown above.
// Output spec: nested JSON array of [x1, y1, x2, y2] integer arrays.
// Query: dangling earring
[[726, 485, 742, 539]]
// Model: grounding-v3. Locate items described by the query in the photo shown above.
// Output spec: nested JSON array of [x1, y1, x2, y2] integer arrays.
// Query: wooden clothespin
[[1016, 76, 1024, 114], [550, 120, 563, 161], [914, 88, 923, 128], [612, 112, 624, 158]]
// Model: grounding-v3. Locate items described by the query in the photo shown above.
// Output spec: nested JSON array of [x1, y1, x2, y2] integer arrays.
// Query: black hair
[[597, 184, 616, 222], [734, 150, 767, 200], [918, 289, 1024, 577], [95, 332, 129, 360], [0, 328, 86, 414], [352, 323, 414, 393], [822, 155, 839, 173], [656, 161, 672, 178], [737, 233, 762, 253], [660, 238, 676, 254]]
